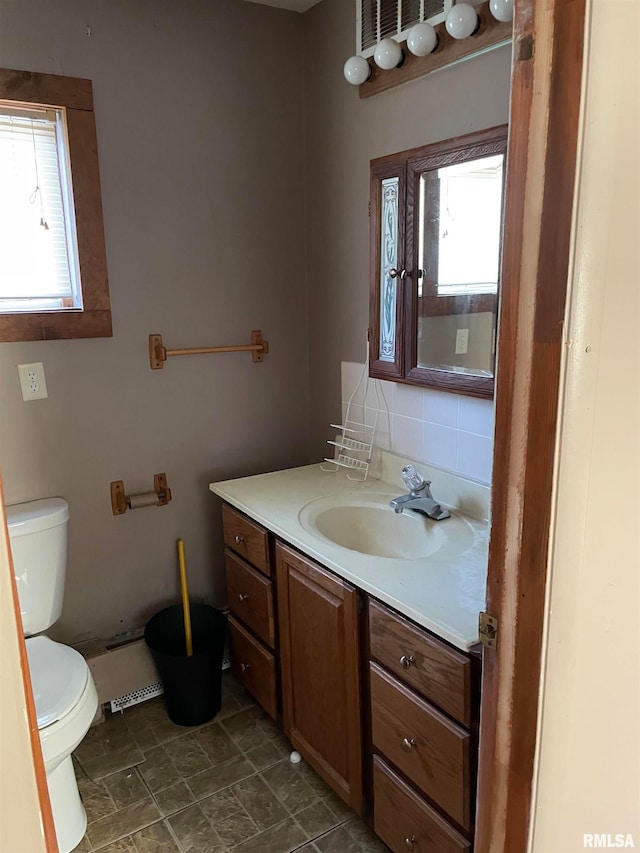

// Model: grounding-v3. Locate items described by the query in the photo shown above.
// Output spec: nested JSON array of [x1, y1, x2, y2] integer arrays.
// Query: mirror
[[369, 126, 508, 397], [415, 153, 504, 376]]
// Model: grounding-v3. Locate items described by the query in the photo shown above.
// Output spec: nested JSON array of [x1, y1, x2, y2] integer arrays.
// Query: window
[[0, 106, 82, 312], [0, 68, 111, 341]]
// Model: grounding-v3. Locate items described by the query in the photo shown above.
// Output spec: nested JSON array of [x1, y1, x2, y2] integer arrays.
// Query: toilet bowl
[[7, 498, 99, 853], [26, 636, 98, 853]]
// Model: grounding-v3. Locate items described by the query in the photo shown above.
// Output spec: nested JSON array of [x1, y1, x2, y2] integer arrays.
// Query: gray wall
[[0, 0, 512, 646], [302, 0, 512, 457], [0, 0, 309, 644]]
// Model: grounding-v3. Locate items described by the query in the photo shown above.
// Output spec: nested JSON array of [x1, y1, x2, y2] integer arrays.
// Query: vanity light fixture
[[344, 0, 512, 91], [406, 22, 439, 57], [373, 37, 404, 70], [343, 54, 371, 85], [489, 0, 514, 21], [445, 2, 480, 39]]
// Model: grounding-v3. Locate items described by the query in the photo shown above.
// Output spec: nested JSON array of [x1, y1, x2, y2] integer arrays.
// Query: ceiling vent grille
[[357, 0, 453, 57]]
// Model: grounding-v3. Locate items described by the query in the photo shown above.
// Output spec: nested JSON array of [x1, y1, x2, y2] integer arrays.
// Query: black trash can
[[144, 603, 226, 726]]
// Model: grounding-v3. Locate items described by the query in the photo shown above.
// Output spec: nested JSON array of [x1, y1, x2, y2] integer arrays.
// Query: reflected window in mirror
[[369, 126, 508, 398]]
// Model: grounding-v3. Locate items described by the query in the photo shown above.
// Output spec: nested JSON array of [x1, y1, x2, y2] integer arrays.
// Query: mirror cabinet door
[[369, 126, 508, 398], [368, 154, 407, 380]]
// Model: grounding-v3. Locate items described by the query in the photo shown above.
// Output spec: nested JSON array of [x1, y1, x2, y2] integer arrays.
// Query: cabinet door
[[275, 542, 363, 813], [369, 154, 407, 381], [369, 126, 507, 398]]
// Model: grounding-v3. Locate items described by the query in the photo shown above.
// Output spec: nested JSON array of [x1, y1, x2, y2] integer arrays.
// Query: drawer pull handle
[[235, 535, 245, 544], [401, 737, 416, 752], [404, 837, 417, 851], [400, 654, 415, 669], [240, 662, 251, 672], [238, 593, 249, 601]]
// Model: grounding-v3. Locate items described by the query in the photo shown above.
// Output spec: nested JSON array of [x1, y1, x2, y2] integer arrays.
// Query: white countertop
[[209, 458, 489, 651]]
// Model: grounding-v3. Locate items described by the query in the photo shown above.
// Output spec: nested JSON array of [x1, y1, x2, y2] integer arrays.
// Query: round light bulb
[[489, 0, 514, 21], [343, 55, 371, 86], [406, 22, 438, 57], [445, 3, 480, 39], [373, 38, 403, 70]]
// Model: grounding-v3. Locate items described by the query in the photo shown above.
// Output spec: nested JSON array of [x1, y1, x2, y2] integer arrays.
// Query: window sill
[[0, 309, 112, 341]]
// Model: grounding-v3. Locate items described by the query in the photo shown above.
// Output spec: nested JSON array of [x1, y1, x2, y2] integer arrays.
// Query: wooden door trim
[[1, 477, 58, 851], [476, 0, 586, 850]]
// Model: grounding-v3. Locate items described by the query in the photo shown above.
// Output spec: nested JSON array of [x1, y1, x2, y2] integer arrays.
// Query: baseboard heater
[[109, 681, 164, 714]]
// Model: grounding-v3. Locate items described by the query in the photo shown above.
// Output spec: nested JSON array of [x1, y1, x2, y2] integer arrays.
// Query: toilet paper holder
[[110, 473, 172, 516]]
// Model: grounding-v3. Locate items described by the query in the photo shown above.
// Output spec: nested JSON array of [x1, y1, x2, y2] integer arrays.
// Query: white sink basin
[[298, 493, 474, 560]]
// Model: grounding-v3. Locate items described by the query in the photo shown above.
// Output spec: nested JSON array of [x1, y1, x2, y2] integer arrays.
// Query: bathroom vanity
[[210, 453, 488, 852]]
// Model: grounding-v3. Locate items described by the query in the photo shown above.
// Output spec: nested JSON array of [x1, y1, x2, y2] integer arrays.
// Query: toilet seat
[[29, 661, 99, 853], [26, 636, 89, 729]]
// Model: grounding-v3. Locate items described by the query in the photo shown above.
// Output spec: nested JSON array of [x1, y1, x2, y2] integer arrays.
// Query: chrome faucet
[[389, 465, 451, 521]]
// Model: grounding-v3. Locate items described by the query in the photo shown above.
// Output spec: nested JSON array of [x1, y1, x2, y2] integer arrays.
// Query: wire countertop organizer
[[321, 358, 382, 482]]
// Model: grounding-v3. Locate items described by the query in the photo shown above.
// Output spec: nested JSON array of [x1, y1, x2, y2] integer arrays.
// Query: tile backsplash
[[341, 362, 495, 485]]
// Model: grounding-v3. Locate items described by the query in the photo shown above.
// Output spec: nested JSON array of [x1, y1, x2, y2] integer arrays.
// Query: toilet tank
[[6, 498, 70, 636]]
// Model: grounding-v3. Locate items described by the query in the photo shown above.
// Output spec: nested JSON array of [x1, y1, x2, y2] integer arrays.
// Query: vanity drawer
[[225, 549, 275, 648], [369, 599, 470, 727], [370, 662, 470, 829], [222, 504, 271, 577], [228, 615, 277, 719], [374, 756, 471, 853]]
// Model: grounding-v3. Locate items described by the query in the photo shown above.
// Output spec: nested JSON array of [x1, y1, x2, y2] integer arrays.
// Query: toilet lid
[[26, 636, 89, 729]]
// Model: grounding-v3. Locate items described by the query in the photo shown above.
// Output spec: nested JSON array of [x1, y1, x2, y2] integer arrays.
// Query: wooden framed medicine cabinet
[[369, 125, 508, 399]]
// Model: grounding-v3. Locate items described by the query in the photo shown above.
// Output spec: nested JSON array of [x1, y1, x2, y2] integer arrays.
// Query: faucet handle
[[401, 464, 426, 491]]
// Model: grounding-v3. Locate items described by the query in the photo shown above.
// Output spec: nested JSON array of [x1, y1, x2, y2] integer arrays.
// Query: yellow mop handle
[[177, 539, 193, 656]]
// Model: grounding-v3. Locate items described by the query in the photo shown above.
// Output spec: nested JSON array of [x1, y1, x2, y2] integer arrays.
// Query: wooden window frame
[[0, 68, 111, 342]]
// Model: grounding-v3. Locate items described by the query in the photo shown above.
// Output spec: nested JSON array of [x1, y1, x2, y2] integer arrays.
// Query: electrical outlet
[[18, 362, 48, 401], [455, 328, 469, 355]]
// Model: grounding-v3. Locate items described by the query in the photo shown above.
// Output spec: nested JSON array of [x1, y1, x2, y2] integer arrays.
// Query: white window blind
[[0, 105, 81, 311]]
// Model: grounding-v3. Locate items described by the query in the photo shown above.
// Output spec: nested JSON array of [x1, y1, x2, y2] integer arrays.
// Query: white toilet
[[7, 498, 98, 853]]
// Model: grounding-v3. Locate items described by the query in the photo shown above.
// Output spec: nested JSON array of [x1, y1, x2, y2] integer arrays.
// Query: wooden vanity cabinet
[[219, 500, 479, 846], [368, 599, 478, 851], [222, 505, 278, 719], [275, 541, 363, 814]]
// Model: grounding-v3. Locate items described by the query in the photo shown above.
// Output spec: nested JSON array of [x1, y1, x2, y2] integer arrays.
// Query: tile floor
[[71, 673, 388, 853]]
